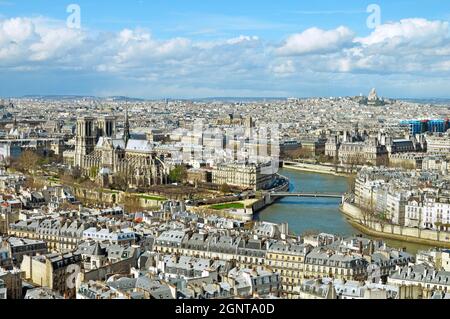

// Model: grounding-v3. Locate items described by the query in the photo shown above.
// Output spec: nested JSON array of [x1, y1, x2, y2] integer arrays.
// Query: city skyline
[[1, 1, 450, 98], [2, 0, 450, 306]]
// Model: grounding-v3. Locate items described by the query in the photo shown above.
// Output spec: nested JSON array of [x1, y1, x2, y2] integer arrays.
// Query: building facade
[[21, 252, 82, 299], [211, 161, 275, 191]]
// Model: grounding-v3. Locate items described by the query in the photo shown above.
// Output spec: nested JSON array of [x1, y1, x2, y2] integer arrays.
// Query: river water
[[256, 168, 433, 254]]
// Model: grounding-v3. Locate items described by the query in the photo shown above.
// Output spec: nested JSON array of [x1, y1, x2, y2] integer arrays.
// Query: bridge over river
[[269, 192, 344, 199]]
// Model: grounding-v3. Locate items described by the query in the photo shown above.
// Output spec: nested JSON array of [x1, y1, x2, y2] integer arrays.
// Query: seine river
[[256, 168, 432, 253]]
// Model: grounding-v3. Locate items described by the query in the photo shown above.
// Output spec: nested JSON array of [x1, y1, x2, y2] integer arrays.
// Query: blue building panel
[[400, 119, 449, 135]]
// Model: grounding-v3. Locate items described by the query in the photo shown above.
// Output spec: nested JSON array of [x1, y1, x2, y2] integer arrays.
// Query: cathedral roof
[[125, 139, 153, 153], [97, 137, 126, 150], [96, 136, 154, 154]]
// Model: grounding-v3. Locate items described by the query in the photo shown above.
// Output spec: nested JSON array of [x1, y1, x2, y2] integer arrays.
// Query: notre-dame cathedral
[[64, 108, 169, 188]]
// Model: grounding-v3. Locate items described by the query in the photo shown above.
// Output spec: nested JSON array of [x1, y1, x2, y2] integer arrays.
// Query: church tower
[[74, 117, 96, 167], [123, 105, 131, 145], [97, 116, 117, 138]]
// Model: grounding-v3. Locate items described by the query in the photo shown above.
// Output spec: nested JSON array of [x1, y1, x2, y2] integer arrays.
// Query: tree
[[122, 193, 143, 213], [220, 183, 231, 194], [71, 167, 82, 181], [280, 147, 315, 161], [89, 166, 99, 179], [12, 150, 42, 174], [346, 154, 365, 173], [61, 173, 75, 185], [361, 206, 376, 227], [389, 160, 416, 170], [347, 175, 356, 193], [24, 176, 45, 190], [169, 165, 187, 183], [58, 201, 79, 212], [333, 154, 340, 173], [316, 154, 333, 164], [80, 178, 97, 189], [112, 171, 129, 191]]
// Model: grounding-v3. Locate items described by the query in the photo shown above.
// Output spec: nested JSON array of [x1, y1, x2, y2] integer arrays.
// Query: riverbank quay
[[189, 174, 291, 221], [250, 175, 291, 214], [340, 201, 450, 249], [282, 161, 357, 177]]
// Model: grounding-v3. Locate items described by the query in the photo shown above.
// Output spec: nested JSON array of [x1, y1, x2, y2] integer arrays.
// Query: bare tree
[[80, 178, 97, 190], [23, 176, 45, 190], [281, 147, 314, 160], [58, 201, 79, 212], [360, 206, 377, 227], [389, 160, 416, 170], [220, 183, 232, 194], [347, 175, 356, 193], [112, 171, 129, 192], [60, 173, 75, 185], [346, 154, 365, 173], [12, 150, 42, 174], [122, 193, 143, 213]]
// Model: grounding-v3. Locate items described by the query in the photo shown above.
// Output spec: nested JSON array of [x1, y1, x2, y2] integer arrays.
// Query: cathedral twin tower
[[74, 116, 116, 167]]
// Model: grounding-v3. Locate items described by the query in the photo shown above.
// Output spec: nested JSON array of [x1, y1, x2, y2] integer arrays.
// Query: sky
[[1, 0, 450, 98]]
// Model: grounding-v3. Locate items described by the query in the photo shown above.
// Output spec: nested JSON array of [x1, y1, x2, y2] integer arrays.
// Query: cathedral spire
[[124, 104, 130, 145]]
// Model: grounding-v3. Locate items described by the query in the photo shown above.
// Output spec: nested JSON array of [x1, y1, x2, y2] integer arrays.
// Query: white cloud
[[226, 35, 259, 45], [109, 28, 192, 66], [0, 17, 87, 67], [29, 27, 85, 61], [355, 18, 449, 48], [271, 60, 296, 77], [282, 19, 450, 76], [1, 15, 450, 97], [1, 17, 35, 43], [276, 26, 355, 56]]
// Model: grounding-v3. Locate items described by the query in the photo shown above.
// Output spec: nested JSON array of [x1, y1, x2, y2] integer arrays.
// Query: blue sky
[[2, 0, 448, 40], [1, 0, 450, 98]]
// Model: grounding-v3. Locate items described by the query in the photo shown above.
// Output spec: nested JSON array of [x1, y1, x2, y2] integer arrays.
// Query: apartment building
[[338, 139, 388, 166], [388, 264, 450, 298], [8, 219, 94, 252], [303, 248, 369, 282], [426, 133, 450, 155], [405, 196, 450, 231], [0, 236, 47, 265], [211, 161, 275, 191], [0, 279, 6, 299], [20, 252, 82, 299], [0, 269, 23, 299], [264, 242, 312, 298]]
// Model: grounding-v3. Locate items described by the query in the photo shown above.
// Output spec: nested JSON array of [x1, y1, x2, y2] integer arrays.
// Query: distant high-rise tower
[[74, 117, 96, 167]]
